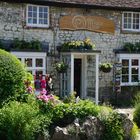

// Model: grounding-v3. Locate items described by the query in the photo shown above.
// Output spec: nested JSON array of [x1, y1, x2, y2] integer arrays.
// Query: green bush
[[101, 112, 124, 140], [0, 49, 26, 104], [74, 100, 100, 119], [0, 100, 51, 140], [133, 103, 140, 127], [123, 42, 135, 52], [130, 123, 139, 140], [12, 38, 41, 50]]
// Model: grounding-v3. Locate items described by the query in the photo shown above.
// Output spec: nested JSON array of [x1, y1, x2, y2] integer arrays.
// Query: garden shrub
[[133, 103, 140, 127], [52, 103, 75, 127], [73, 100, 100, 119], [101, 112, 124, 140], [130, 123, 139, 140], [0, 49, 26, 104], [0, 100, 51, 140]]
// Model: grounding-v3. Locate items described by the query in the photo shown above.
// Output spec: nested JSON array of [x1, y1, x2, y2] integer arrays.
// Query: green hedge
[[0, 49, 26, 104], [0, 100, 51, 140]]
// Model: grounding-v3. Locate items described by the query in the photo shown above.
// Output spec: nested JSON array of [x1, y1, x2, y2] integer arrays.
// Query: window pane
[[44, 14, 48, 19], [33, 19, 37, 24], [132, 75, 139, 82], [33, 12, 37, 18], [39, 13, 43, 18], [133, 13, 139, 29], [33, 6, 37, 12], [39, 19, 44, 24], [28, 6, 32, 12], [28, 18, 33, 24], [44, 7, 48, 13], [44, 19, 48, 24], [28, 12, 32, 17], [122, 75, 129, 82], [39, 7, 43, 13], [36, 59, 43, 67], [122, 68, 129, 74], [132, 59, 139, 66], [25, 58, 32, 67], [122, 59, 129, 66], [132, 68, 138, 74]]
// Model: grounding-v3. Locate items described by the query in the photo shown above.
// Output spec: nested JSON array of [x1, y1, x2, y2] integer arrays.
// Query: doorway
[[74, 58, 82, 97]]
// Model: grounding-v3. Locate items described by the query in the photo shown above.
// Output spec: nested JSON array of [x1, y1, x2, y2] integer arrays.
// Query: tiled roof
[[45, 0, 140, 9], [2, 0, 140, 10]]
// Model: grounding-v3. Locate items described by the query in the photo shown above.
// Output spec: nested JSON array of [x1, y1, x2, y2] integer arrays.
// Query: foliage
[[0, 100, 51, 140], [99, 62, 113, 73], [12, 38, 41, 50], [132, 91, 140, 106], [123, 42, 140, 52], [133, 103, 140, 127], [0, 49, 26, 104], [63, 92, 77, 103], [73, 100, 100, 119], [123, 42, 135, 52], [54, 61, 68, 73], [60, 38, 96, 51], [0, 40, 5, 50], [101, 112, 124, 140], [130, 123, 139, 140], [98, 105, 113, 120]]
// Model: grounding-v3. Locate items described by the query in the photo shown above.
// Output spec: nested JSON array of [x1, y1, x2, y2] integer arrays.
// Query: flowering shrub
[[60, 38, 96, 51]]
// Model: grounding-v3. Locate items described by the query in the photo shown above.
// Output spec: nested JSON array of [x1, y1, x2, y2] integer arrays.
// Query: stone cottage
[[1, 0, 140, 105]]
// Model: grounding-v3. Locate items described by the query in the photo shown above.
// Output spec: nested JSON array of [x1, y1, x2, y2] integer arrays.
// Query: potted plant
[[99, 62, 113, 73], [60, 38, 96, 51], [55, 61, 68, 73]]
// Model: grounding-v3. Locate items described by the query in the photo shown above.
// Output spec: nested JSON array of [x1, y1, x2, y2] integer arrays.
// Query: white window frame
[[11, 51, 47, 75], [117, 53, 140, 86], [122, 12, 140, 32], [26, 4, 49, 28]]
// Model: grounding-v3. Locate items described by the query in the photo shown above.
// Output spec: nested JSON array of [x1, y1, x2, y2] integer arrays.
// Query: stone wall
[[1, 2, 140, 100]]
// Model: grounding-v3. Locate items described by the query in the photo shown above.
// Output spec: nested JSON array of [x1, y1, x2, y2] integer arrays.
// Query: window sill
[[121, 29, 140, 34], [121, 83, 140, 86], [24, 25, 50, 30]]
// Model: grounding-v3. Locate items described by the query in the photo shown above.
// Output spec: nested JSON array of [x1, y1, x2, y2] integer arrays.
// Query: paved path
[[115, 108, 134, 120]]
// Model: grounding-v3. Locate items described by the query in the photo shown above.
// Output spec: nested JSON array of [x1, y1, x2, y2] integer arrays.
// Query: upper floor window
[[122, 12, 140, 31], [26, 5, 49, 28]]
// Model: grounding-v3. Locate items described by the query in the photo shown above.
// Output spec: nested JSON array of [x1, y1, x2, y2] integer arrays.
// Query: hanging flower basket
[[55, 61, 68, 73], [60, 38, 96, 51], [99, 63, 113, 73]]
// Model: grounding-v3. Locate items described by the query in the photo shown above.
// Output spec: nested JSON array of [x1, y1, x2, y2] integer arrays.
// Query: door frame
[[61, 50, 101, 105]]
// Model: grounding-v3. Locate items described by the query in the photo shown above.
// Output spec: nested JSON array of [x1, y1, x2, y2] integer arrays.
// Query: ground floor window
[[11, 51, 47, 91], [118, 54, 140, 86]]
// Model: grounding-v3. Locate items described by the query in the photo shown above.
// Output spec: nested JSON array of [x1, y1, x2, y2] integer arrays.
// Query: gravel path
[[115, 108, 134, 120]]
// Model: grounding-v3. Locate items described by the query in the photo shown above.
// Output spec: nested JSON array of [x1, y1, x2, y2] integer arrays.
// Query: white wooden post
[[95, 54, 99, 105], [71, 54, 74, 93]]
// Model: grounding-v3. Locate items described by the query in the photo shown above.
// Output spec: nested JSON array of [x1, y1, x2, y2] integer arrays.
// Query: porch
[[60, 50, 101, 104]]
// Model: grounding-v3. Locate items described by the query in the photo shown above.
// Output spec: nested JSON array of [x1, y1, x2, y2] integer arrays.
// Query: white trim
[[11, 51, 47, 75], [70, 54, 74, 92], [118, 53, 140, 86], [26, 4, 49, 28], [95, 54, 99, 105]]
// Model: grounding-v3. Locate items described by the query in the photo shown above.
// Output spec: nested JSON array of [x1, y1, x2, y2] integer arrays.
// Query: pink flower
[[40, 89, 47, 95]]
